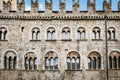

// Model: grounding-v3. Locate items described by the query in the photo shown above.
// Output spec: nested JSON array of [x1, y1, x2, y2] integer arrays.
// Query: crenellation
[[45, 0, 52, 12], [87, 0, 95, 13], [0, 0, 3, 11], [91, 0, 95, 12], [11, 0, 17, 12], [118, 1, 120, 11], [72, 0, 79, 12], [0, 0, 120, 14], [103, 0, 111, 12], [31, 0, 38, 13], [17, 0, 25, 12], [60, 1, 66, 12]]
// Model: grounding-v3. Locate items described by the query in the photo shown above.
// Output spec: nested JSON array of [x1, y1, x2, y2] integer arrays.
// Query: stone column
[[11, 58, 13, 69], [112, 57, 114, 69], [7, 58, 9, 69], [96, 59, 98, 69], [75, 59, 77, 69], [53, 58, 55, 69], [70, 59, 72, 69], [11, 0, 17, 11], [32, 58, 34, 70], [1, 31, 4, 40], [116, 57, 118, 69], [0, 0, 3, 11], [49, 59, 50, 69]]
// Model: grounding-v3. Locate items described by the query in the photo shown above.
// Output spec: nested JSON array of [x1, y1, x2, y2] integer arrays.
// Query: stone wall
[[0, 0, 120, 80]]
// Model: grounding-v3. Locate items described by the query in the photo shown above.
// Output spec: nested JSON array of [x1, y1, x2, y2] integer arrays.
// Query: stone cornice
[[0, 15, 120, 20]]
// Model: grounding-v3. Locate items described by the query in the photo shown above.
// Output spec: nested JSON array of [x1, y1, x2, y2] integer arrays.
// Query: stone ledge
[[76, 39, 87, 41], [108, 39, 118, 41], [65, 69, 82, 71], [92, 39, 102, 41], [46, 39, 57, 41], [30, 40, 41, 42], [0, 15, 120, 20], [61, 39, 72, 41], [0, 40, 8, 42], [86, 69, 103, 71]]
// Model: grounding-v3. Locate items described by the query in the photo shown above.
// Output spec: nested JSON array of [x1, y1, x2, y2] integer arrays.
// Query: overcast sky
[[18, 0, 119, 11]]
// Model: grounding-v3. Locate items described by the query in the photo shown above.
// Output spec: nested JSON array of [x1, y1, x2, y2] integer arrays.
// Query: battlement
[[0, 0, 120, 18]]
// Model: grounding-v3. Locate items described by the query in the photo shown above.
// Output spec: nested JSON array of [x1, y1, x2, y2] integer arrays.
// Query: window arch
[[67, 51, 80, 70], [107, 27, 116, 40], [0, 27, 7, 40], [62, 27, 71, 40], [92, 27, 100, 40], [77, 27, 85, 39], [88, 51, 101, 69], [45, 51, 58, 70], [4, 51, 17, 69], [32, 27, 40, 40], [109, 51, 120, 69], [47, 27, 56, 40], [24, 52, 37, 70]]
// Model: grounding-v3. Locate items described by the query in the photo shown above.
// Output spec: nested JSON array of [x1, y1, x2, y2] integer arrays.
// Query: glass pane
[[45, 58, 49, 69], [93, 57, 96, 69], [13, 57, 16, 69], [67, 58, 71, 69], [77, 31, 80, 39], [29, 58, 32, 70], [34, 58, 37, 69], [33, 32, 36, 40], [114, 57, 117, 69], [4, 57, 7, 69], [118, 57, 120, 69], [50, 58, 54, 70], [109, 57, 112, 69], [48, 32, 51, 40], [62, 32, 65, 39], [76, 58, 80, 69], [52, 32, 55, 39], [25, 58, 28, 69], [54, 57, 58, 69], [72, 58, 75, 69], [88, 58, 91, 69], [98, 57, 101, 69]]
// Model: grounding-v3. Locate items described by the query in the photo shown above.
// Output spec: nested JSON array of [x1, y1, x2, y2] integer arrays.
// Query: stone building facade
[[0, 0, 120, 80]]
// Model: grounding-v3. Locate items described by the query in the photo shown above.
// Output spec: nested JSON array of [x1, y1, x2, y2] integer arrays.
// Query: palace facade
[[0, 0, 120, 80]]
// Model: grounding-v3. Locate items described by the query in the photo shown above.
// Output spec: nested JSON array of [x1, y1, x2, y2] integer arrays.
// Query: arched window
[[88, 51, 101, 69], [24, 52, 37, 70], [107, 27, 116, 40], [0, 27, 7, 40], [62, 27, 71, 40], [92, 27, 100, 40], [109, 51, 120, 69], [77, 27, 85, 40], [67, 51, 80, 70], [47, 27, 56, 40], [32, 27, 40, 40], [45, 51, 58, 70], [4, 51, 17, 70]]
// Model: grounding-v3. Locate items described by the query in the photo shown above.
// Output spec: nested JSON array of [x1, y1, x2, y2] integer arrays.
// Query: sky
[[18, 0, 120, 11]]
